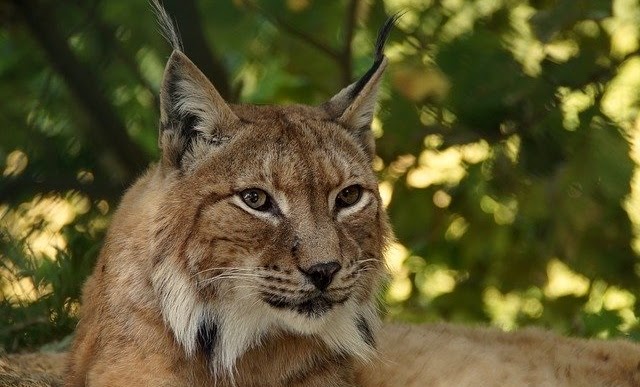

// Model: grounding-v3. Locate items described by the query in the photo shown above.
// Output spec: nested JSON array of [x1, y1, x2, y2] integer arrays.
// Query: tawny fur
[[3, 6, 640, 387], [4, 324, 640, 386], [65, 100, 390, 386]]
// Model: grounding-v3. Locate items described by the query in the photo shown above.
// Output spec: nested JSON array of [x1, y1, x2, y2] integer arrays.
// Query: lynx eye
[[240, 189, 272, 211], [336, 185, 362, 208]]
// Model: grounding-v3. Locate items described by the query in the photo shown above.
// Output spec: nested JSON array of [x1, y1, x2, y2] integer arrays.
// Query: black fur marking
[[180, 114, 199, 142], [261, 293, 342, 318], [161, 59, 202, 166], [163, 63, 198, 140], [238, 117, 255, 125], [291, 236, 301, 256], [356, 315, 375, 347], [197, 320, 218, 360], [262, 293, 295, 309], [348, 12, 402, 99], [296, 297, 334, 317]]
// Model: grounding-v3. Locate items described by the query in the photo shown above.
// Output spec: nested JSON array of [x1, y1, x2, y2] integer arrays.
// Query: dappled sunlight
[[607, 0, 640, 58], [624, 119, 640, 254], [1, 277, 42, 304], [584, 280, 639, 336], [602, 58, 640, 124], [603, 286, 636, 311], [559, 86, 597, 131], [378, 181, 394, 208], [544, 259, 590, 299], [478, 262, 638, 335], [480, 195, 518, 225], [1, 196, 78, 258], [384, 242, 408, 275], [3, 150, 29, 178], [384, 242, 411, 302], [432, 189, 451, 208], [506, 4, 544, 76], [483, 287, 543, 331], [392, 66, 450, 102], [407, 140, 490, 189], [504, 135, 520, 163], [416, 264, 457, 299], [371, 117, 384, 139], [0, 192, 96, 304], [444, 215, 468, 241]]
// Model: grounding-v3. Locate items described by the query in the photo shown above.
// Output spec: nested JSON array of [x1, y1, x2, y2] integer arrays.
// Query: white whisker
[[191, 267, 261, 279]]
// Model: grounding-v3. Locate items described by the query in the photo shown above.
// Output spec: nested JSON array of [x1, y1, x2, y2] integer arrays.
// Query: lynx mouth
[[261, 293, 349, 318]]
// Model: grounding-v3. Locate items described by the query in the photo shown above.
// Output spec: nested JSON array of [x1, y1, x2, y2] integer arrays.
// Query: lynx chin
[[47, 3, 640, 387]]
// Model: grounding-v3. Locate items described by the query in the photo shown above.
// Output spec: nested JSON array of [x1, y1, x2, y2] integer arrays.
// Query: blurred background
[[2, 0, 640, 353]]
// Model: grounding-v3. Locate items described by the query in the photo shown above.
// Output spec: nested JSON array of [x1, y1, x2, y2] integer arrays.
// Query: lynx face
[[157, 105, 387, 343], [148, 5, 395, 373], [185, 107, 385, 320]]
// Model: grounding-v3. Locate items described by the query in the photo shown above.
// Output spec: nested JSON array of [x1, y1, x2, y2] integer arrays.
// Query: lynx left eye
[[336, 185, 362, 208], [240, 189, 272, 211]]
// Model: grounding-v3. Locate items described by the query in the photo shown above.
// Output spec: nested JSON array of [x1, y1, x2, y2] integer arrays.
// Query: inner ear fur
[[159, 50, 239, 168]]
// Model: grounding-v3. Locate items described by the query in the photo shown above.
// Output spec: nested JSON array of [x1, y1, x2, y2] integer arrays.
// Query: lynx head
[[149, 2, 395, 374]]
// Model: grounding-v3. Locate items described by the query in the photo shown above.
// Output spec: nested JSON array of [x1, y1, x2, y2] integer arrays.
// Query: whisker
[[197, 274, 264, 286], [356, 258, 381, 263], [199, 274, 264, 282], [191, 266, 260, 279]]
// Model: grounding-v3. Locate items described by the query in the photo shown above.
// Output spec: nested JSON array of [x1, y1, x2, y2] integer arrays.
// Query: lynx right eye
[[240, 189, 272, 211], [336, 185, 362, 208]]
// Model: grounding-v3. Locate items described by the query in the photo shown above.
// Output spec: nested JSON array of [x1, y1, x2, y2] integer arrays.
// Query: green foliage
[[1, 209, 104, 351], [1, 0, 640, 352]]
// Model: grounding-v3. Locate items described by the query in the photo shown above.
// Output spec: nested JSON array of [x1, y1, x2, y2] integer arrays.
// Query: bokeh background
[[2, 0, 640, 353]]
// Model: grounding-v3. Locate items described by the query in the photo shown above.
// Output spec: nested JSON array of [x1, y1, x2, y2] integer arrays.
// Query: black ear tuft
[[323, 13, 401, 157], [374, 12, 403, 62], [348, 12, 402, 100]]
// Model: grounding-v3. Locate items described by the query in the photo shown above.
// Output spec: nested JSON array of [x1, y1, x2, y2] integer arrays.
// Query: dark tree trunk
[[164, 0, 232, 101], [12, 0, 149, 183]]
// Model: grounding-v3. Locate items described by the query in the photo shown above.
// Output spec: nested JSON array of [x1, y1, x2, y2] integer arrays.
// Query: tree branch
[[11, 0, 149, 183], [340, 0, 360, 86], [0, 175, 122, 204], [90, 13, 161, 110], [242, 0, 341, 62], [164, 0, 232, 101]]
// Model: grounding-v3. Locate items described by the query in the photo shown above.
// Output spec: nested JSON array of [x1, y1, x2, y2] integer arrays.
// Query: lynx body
[[66, 5, 394, 386]]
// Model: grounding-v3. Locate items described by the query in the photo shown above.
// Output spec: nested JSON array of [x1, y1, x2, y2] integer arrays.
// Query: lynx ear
[[323, 15, 398, 156], [159, 50, 239, 168]]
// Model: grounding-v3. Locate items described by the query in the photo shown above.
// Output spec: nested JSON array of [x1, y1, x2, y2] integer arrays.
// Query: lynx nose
[[302, 262, 341, 291]]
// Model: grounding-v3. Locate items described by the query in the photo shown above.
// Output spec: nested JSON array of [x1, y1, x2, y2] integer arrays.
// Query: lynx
[[64, 4, 395, 385], [2, 3, 640, 387]]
